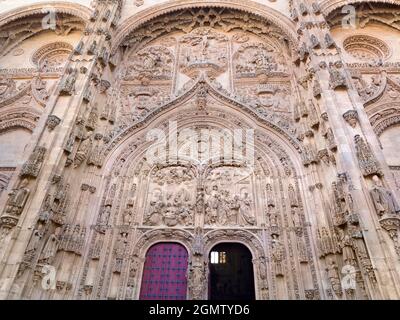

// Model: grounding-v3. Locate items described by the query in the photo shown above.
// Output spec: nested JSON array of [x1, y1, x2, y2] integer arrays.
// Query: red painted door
[[139, 242, 188, 300]]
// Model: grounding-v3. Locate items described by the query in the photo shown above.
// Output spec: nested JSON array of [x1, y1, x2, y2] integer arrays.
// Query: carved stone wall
[[0, 0, 399, 301]]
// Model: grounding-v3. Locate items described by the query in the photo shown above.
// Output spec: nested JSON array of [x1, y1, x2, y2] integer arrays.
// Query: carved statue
[[329, 67, 347, 89], [337, 228, 357, 267], [17, 224, 44, 277], [354, 135, 382, 177], [228, 195, 240, 225], [99, 205, 111, 225], [20, 146, 46, 178], [188, 261, 206, 300], [146, 200, 164, 226], [193, 228, 204, 256], [369, 175, 400, 217], [271, 236, 284, 276], [268, 205, 279, 227], [39, 227, 61, 264], [5, 179, 30, 216], [60, 68, 77, 95], [326, 260, 342, 296], [113, 233, 128, 273], [74, 137, 93, 167], [123, 205, 134, 225], [86, 105, 98, 131], [239, 192, 256, 225]]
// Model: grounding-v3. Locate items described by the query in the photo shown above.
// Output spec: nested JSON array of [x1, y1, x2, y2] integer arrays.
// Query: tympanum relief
[[143, 163, 257, 228]]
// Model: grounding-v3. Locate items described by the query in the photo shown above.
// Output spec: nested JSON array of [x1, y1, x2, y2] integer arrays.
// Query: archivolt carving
[[104, 77, 302, 158], [321, 0, 400, 18], [0, 107, 40, 133], [359, 74, 400, 136], [204, 229, 263, 256], [343, 35, 390, 61], [325, 2, 400, 30], [133, 229, 193, 258], [0, 12, 84, 57], [0, 2, 92, 26], [113, 3, 296, 55], [31, 42, 73, 72]]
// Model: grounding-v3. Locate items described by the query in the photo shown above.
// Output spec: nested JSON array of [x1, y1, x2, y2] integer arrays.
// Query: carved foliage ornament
[[31, 42, 73, 72], [343, 35, 390, 62]]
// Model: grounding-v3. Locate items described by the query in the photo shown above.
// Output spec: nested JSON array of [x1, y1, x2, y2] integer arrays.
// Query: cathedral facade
[[0, 0, 400, 300]]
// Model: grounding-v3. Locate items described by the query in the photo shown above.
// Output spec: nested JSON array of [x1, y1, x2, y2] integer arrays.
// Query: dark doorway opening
[[208, 243, 255, 300]]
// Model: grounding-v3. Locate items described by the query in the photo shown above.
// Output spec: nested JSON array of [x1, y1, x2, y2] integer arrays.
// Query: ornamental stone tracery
[[0, 0, 399, 301]]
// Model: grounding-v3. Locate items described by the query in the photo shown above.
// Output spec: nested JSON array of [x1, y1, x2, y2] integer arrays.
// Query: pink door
[[139, 242, 188, 300]]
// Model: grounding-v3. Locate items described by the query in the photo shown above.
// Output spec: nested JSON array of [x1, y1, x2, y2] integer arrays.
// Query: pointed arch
[[112, 0, 297, 54]]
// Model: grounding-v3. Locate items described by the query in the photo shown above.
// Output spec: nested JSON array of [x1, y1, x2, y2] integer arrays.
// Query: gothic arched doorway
[[208, 243, 255, 300], [139, 242, 189, 300]]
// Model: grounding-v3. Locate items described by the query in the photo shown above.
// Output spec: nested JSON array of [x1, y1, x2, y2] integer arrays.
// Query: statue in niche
[[126, 255, 140, 298], [337, 228, 357, 267], [326, 260, 342, 296], [34, 76, 49, 101], [227, 195, 240, 225], [267, 205, 279, 227], [99, 205, 111, 225], [239, 192, 256, 226], [60, 68, 77, 95], [17, 224, 44, 277], [188, 259, 206, 300], [123, 205, 134, 226], [39, 227, 62, 264], [74, 136, 93, 167], [20, 146, 46, 178], [206, 193, 220, 225], [193, 228, 204, 256], [113, 232, 128, 273], [369, 175, 400, 217], [86, 105, 98, 131], [271, 235, 284, 276], [354, 135, 382, 177], [291, 207, 301, 230], [5, 179, 30, 216]]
